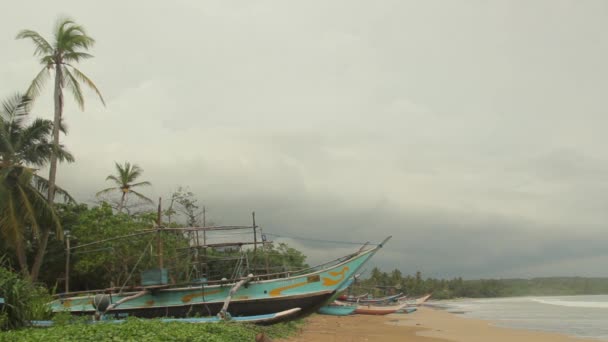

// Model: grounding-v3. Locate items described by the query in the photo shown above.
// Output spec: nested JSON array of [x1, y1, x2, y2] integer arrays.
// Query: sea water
[[437, 295, 608, 341]]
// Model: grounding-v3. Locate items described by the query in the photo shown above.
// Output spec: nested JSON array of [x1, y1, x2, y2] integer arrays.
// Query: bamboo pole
[[65, 231, 71, 293]]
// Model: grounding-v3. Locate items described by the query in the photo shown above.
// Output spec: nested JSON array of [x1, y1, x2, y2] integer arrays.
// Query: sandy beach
[[281, 307, 593, 342]]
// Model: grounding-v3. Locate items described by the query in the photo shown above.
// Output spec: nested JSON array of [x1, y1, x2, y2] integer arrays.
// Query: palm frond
[[15, 30, 53, 56], [32, 174, 75, 203], [15, 183, 39, 237], [63, 51, 93, 63], [131, 181, 151, 187], [1, 94, 31, 119], [63, 67, 84, 110], [66, 65, 105, 106], [3, 195, 24, 245], [26, 67, 51, 100], [129, 190, 153, 204], [96, 187, 118, 197], [54, 145, 75, 163], [24, 178, 63, 238], [105, 174, 121, 186]]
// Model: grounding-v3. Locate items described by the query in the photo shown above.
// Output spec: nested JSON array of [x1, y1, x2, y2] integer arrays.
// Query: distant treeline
[[357, 268, 608, 299]]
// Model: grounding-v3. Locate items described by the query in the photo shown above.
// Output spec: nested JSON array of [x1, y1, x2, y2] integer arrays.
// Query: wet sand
[[281, 307, 593, 342]]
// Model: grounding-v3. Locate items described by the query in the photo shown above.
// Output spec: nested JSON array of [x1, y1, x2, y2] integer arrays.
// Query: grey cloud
[[2, 0, 608, 279]]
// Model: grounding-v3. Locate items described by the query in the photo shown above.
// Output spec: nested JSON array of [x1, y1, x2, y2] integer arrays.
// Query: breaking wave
[[532, 298, 608, 309]]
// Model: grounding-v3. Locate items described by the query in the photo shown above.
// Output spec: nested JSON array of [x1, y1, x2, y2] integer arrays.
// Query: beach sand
[[281, 307, 592, 342]]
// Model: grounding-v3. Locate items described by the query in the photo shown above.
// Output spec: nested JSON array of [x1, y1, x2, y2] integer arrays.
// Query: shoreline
[[281, 307, 596, 342]]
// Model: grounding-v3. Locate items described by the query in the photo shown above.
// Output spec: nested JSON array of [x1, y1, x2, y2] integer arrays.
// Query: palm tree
[[97, 162, 153, 213], [17, 17, 104, 280], [0, 94, 73, 275]]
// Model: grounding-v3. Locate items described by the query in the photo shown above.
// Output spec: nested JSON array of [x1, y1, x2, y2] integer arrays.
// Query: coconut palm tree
[[0, 93, 74, 275], [16, 17, 104, 280], [97, 162, 153, 213]]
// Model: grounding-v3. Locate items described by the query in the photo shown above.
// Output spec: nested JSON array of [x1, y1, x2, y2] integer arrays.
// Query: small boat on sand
[[398, 294, 432, 306], [318, 305, 356, 316], [334, 301, 409, 315], [342, 293, 403, 305]]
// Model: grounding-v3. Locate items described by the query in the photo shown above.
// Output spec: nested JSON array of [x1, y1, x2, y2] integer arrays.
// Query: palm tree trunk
[[15, 239, 30, 278], [30, 63, 63, 281], [118, 192, 126, 213]]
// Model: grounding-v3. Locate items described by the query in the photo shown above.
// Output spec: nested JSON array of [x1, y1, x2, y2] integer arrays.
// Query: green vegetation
[[359, 268, 608, 299], [0, 261, 51, 331], [0, 318, 303, 341]]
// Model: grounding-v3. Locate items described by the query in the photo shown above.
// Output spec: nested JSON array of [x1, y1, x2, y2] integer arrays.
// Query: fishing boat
[[337, 293, 368, 301], [342, 293, 403, 305], [50, 236, 392, 320], [333, 300, 409, 315], [398, 293, 432, 306], [317, 305, 356, 316]]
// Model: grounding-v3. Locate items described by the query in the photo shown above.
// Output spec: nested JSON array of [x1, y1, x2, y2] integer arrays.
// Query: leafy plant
[[0, 262, 51, 330]]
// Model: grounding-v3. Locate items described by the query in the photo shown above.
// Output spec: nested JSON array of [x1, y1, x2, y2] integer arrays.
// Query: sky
[[2, 0, 608, 279]]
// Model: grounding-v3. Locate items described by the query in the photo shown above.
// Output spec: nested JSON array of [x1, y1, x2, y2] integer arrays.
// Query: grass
[[0, 317, 304, 342]]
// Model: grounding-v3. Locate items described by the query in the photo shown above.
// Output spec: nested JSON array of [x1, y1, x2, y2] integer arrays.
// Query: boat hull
[[67, 291, 333, 319], [335, 301, 409, 315], [318, 305, 356, 316]]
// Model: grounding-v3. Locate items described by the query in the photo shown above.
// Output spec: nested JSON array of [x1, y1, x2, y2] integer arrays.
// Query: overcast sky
[[2, 0, 608, 279]]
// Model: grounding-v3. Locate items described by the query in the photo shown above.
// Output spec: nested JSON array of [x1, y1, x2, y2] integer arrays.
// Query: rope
[[264, 233, 378, 246], [118, 235, 156, 293]]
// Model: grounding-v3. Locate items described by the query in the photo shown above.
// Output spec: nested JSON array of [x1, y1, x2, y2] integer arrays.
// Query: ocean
[[436, 295, 608, 341]]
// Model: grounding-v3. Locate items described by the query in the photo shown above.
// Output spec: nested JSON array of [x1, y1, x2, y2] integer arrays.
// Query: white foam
[[532, 298, 608, 309]]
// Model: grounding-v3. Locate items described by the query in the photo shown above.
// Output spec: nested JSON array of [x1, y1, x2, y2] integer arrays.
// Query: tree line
[[357, 267, 608, 299]]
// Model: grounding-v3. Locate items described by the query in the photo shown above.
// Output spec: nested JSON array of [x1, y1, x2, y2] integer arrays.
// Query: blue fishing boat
[[50, 236, 391, 320], [318, 305, 356, 316]]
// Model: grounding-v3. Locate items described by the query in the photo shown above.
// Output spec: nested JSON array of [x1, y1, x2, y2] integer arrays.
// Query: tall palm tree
[[16, 17, 104, 280], [97, 162, 153, 213], [0, 94, 73, 276]]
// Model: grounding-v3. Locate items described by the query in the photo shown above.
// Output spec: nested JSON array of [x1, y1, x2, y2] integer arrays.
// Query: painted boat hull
[[50, 243, 386, 320], [83, 291, 333, 319], [335, 301, 409, 315], [318, 305, 356, 316]]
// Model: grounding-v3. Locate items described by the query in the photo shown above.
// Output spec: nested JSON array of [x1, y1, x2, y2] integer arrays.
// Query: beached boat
[[398, 293, 432, 306], [318, 305, 357, 316], [50, 237, 391, 320], [334, 301, 409, 315], [342, 293, 403, 305], [337, 293, 368, 301]]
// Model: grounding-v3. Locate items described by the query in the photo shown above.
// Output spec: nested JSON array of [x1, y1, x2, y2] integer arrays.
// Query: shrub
[[0, 261, 52, 330]]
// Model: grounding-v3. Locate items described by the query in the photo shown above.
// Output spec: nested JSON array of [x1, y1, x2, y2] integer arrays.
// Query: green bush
[[0, 263, 52, 330], [0, 318, 303, 341]]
